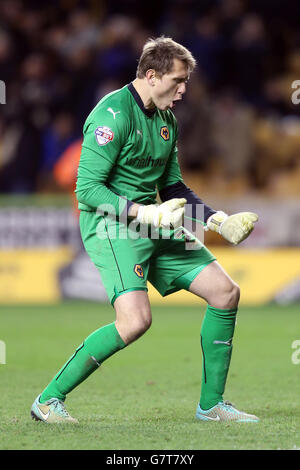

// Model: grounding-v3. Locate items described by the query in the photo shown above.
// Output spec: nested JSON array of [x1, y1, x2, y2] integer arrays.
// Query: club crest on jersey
[[134, 264, 144, 278], [160, 126, 170, 141], [95, 126, 114, 146]]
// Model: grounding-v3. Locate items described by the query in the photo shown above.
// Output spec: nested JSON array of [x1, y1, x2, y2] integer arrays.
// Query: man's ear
[[145, 69, 156, 85]]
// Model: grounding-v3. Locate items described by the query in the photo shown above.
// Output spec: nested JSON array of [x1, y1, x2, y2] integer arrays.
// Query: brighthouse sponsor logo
[[125, 156, 165, 168]]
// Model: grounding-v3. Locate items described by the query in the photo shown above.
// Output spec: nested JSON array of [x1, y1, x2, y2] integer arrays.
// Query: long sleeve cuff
[[159, 181, 216, 223]]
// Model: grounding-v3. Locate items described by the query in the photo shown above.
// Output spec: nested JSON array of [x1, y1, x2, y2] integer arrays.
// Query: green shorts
[[80, 211, 216, 305]]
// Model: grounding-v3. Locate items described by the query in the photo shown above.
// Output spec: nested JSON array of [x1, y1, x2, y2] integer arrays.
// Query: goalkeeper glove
[[206, 211, 258, 245], [136, 198, 186, 229]]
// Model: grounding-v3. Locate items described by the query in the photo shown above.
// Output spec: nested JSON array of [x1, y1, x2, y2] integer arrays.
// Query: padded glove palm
[[206, 211, 258, 245], [136, 198, 186, 229]]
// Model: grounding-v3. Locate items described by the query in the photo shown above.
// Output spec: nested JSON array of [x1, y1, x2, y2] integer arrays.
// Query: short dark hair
[[136, 36, 196, 78]]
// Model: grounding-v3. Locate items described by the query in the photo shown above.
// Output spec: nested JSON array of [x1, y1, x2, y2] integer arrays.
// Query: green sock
[[200, 304, 237, 410], [40, 322, 126, 402]]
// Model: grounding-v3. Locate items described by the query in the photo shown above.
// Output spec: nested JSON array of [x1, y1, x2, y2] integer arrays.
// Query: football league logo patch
[[134, 264, 144, 278], [95, 126, 114, 146], [160, 126, 169, 141]]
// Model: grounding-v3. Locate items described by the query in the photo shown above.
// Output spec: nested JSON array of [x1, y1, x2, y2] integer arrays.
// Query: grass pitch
[[0, 301, 299, 450]]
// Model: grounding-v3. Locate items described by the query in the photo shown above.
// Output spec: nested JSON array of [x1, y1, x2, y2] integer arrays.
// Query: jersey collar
[[128, 82, 157, 118]]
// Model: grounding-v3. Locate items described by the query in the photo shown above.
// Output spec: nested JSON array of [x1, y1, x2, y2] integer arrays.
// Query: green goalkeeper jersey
[[75, 83, 183, 216]]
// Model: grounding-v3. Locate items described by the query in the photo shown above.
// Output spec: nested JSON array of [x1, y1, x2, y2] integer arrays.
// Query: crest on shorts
[[160, 126, 170, 141], [95, 126, 114, 146], [134, 264, 144, 278]]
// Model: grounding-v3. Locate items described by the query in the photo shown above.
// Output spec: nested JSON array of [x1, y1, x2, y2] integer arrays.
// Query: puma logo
[[107, 107, 121, 119], [213, 339, 233, 346]]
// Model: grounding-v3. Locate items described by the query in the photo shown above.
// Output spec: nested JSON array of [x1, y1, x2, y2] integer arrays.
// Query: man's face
[[151, 59, 189, 111]]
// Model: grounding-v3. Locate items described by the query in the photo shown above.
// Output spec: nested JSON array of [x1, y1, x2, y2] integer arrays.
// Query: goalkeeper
[[31, 37, 259, 424]]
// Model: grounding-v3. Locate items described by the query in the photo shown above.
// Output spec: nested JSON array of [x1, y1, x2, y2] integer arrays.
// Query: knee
[[222, 281, 240, 309], [116, 310, 152, 345], [213, 280, 240, 310], [132, 315, 152, 337]]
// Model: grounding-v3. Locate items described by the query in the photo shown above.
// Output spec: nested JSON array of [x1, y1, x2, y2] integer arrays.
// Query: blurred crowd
[[1, 0, 300, 198]]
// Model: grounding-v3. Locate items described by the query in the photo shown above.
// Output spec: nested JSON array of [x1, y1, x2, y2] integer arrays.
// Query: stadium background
[[1, 0, 300, 307]]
